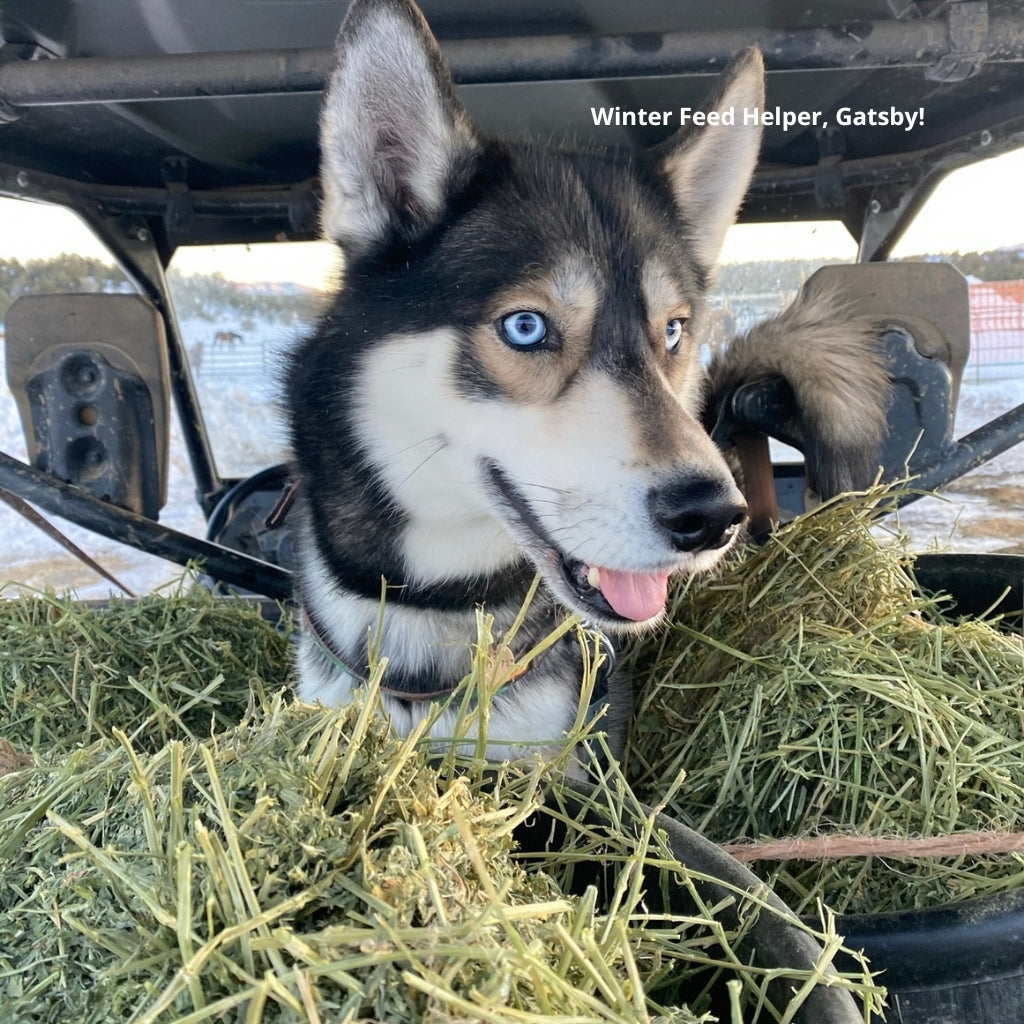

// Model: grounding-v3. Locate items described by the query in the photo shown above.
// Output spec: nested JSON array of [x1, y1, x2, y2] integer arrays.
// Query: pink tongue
[[595, 567, 671, 621]]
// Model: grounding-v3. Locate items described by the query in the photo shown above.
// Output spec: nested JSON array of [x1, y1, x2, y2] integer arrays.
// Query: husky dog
[[285, 0, 888, 759]]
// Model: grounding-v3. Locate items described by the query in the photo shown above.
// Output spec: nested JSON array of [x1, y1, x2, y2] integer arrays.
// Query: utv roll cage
[[1, 0, 1023, 600]]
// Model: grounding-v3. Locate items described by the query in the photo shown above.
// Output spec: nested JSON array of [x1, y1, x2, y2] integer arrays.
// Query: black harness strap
[[302, 600, 615, 709]]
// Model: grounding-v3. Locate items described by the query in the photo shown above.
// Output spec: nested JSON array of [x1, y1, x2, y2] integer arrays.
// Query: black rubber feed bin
[[516, 781, 867, 1024], [828, 551, 1024, 1024], [837, 889, 1024, 1024], [912, 552, 1024, 629]]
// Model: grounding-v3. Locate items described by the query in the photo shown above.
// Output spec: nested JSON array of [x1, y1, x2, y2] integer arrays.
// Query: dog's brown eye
[[665, 317, 687, 352]]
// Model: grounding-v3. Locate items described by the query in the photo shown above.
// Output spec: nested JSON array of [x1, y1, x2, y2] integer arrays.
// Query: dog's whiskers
[[394, 439, 449, 488], [385, 434, 448, 460]]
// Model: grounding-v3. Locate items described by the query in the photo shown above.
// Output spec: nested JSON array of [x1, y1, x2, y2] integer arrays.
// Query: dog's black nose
[[649, 478, 747, 553]]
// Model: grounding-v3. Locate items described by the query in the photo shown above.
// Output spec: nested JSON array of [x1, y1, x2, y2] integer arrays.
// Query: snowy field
[[893, 371, 1024, 556], [1, 324, 1022, 601]]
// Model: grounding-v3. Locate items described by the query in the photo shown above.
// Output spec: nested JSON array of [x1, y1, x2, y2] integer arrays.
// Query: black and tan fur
[[285, 0, 890, 761]]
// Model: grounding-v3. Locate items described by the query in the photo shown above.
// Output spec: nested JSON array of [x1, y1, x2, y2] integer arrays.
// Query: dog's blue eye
[[501, 311, 548, 349], [665, 318, 685, 352]]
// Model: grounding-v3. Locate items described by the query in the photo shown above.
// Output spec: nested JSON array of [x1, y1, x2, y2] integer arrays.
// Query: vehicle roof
[[2, 0, 1023, 253]]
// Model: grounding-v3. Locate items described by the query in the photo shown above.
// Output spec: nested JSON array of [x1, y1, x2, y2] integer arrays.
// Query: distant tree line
[[165, 270, 323, 328], [0, 254, 128, 322], [713, 259, 818, 295], [712, 250, 1024, 297], [926, 249, 1024, 281], [2, 250, 1023, 330], [0, 256, 323, 328]]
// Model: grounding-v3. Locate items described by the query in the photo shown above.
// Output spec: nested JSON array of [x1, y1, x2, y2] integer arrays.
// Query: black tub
[[838, 889, 1024, 1023], [517, 782, 868, 1024], [912, 552, 1024, 628]]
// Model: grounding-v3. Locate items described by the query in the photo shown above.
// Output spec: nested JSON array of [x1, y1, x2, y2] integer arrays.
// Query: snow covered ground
[[891, 369, 1024, 555], [1, 326, 1022, 600]]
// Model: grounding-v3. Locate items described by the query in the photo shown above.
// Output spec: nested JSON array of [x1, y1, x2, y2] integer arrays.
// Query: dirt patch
[[954, 515, 1024, 554], [946, 478, 1024, 505], [2, 548, 157, 597]]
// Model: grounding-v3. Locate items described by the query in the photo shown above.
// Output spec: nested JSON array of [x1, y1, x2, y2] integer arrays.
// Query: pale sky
[[1, 146, 1022, 282], [722, 145, 1024, 263]]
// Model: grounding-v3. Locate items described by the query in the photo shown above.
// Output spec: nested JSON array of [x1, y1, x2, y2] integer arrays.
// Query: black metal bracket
[[710, 343, 1024, 518], [161, 156, 194, 238], [857, 184, 925, 264], [813, 127, 848, 211], [73, 208, 227, 515], [5, 293, 173, 519], [927, 1, 990, 83], [0, 165, 228, 515], [899, 401, 1024, 506], [0, 166, 225, 512], [0, 449, 292, 601]]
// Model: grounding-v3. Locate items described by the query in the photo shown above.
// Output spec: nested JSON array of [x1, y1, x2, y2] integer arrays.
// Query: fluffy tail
[[705, 281, 892, 497]]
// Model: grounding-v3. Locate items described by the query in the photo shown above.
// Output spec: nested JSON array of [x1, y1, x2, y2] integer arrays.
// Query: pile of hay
[[0, 585, 880, 1023], [625, 493, 1024, 916], [0, 583, 289, 755]]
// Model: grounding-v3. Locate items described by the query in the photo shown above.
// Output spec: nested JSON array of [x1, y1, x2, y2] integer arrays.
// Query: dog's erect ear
[[319, 0, 481, 256], [656, 49, 765, 272]]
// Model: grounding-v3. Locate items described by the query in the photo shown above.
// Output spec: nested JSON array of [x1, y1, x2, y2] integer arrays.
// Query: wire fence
[[187, 331, 274, 379], [968, 280, 1024, 375]]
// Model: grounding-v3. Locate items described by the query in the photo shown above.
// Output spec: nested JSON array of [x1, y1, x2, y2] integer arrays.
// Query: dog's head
[[309, 0, 765, 632]]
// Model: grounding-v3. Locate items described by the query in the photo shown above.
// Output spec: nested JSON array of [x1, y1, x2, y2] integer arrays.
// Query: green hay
[[0, 582, 291, 755], [625, 491, 1024, 915], [1, 699, 569, 1022], [0, 586, 881, 1023]]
